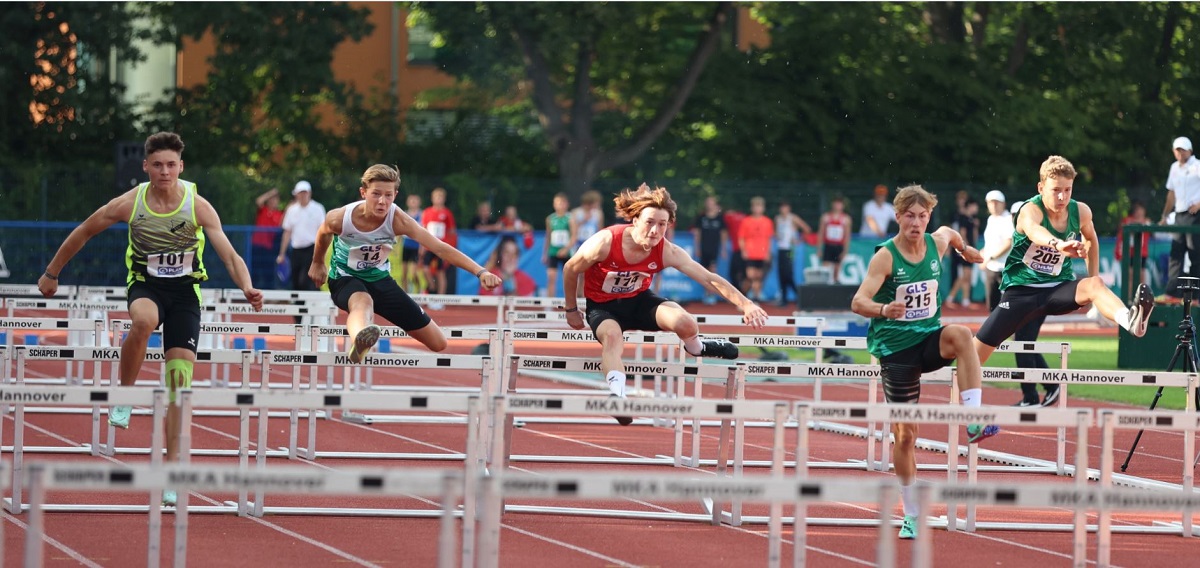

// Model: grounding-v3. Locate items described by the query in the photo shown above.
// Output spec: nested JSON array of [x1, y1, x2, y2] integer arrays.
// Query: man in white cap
[[277, 180, 327, 290], [1160, 136, 1200, 301]]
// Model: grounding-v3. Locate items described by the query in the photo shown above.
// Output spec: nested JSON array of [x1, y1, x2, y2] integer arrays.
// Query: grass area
[[770, 335, 1193, 410]]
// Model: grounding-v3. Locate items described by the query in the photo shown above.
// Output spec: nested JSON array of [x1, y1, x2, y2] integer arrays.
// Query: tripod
[[1120, 277, 1200, 472]]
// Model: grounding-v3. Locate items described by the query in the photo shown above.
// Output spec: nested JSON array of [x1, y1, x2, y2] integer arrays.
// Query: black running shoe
[[1040, 387, 1061, 407], [1011, 399, 1038, 408], [1129, 282, 1154, 338], [610, 394, 633, 426], [699, 339, 739, 360]]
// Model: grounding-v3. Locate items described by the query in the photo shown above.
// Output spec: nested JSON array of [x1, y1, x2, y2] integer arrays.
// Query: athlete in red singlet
[[562, 184, 769, 425]]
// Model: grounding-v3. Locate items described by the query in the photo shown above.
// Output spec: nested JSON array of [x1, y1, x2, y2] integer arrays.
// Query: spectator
[[947, 195, 981, 307], [817, 196, 852, 283], [1159, 136, 1200, 302], [479, 236, 537, 297], [979, 190, 1013, 310], [1116, 199, 1153, 294], [860, 184, 895, 239], [572, 190, 605, 247], [420, 187, 458, 306], [774, 201, 812, 306], [691, 196, 727, 305], [251, 187, 283, 289], [399, 193, 425, 294], [499, 205, 535, 249], [470, 201, 499, 231], [738, 197, 774, 301], [544, 193, 576, 297], [723, 207, 747, 290], [277, 180, 327, 291]]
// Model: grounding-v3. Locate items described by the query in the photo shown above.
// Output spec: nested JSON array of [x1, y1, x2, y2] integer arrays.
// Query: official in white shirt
[[1161, 136, 1200, 297], [277, 180, 327, 290]]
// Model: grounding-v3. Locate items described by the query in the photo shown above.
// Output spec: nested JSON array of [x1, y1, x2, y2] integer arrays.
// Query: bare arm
[[664, 242, 762, 318], [195, 196, 263, 310], [793, 214, 813, 234], [306, 208, 343, 287], [932, 225, 983, 263], [397, 211, 500, 289], [1162, 189, 1176, 223], [561, 230, 612, 310], [543, 214, 553, 258], [39, 191, 136, 297], [255, 188, 278, 208], [850, 248, 897, 319], [1078, 202, 1101, 277], [1016, 204, 1086, 258]]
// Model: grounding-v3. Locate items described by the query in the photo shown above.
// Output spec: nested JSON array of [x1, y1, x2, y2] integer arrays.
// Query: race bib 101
[[896, 278, 938, 321], [1022, 244, 1065, 275], [147, 250, 194, 278]]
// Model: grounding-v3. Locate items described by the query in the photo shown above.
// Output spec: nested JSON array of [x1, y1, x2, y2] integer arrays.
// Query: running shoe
[[967, 423, 1000, 444], [1040, 387, 1061, 407], [347, 325, 382, 364], [699, 339, 739, 360], [1011, 399, 1038, 408], [898, 515, 917, 539], [162, 490, 177, 507], [610, 394, 633, 426], [1129, 283, 1154, 337], [108, 405, 131, 429]]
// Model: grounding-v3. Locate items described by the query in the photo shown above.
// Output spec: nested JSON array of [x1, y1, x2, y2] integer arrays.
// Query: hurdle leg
[[767, 404, 787, 568], [461, 398, 483, 568], [23, 462, 45, 567], [147, 391, 166, 568], [911, 484, 932, 568], [875, 483, 897, 568], [792, 405, 812, 568], [1097, 412, 1114, 567], [965, 442, 978, 531], [438, 471, 461, 568], [866, 373, 879, 471], [1071, 411, 1089, 567], [175, 391, 193, 568], [253, 402, 268, 517], [237, 406, 250, 516], [710, 374, 736, 525], [7, 402, 25, 514], [672, 373, 685, 466], [730, 366, 747, 525]]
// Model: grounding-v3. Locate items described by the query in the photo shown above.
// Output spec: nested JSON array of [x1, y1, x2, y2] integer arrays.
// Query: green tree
[[0, 2, 147, 168], [141, 2, 378, 177], [408, 1, 735, 198]]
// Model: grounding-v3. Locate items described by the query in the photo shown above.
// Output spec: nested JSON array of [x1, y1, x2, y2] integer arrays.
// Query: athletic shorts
[[585, 290, 669, 336], [401, 246, 419, 263], [744, 259, 766, 270], [128, 280, 201, 352], [822, 244, 845, 263], [545, 254, 568, 270], [420, 251, 443, 270], [328, 276, 432, 332], [976, 281, 1082, 347], [879, 327, 952, 403]]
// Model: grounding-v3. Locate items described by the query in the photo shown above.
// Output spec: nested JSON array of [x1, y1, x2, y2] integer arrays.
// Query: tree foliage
[[408, 1, 735, 197], [0, 2, 148, 168]]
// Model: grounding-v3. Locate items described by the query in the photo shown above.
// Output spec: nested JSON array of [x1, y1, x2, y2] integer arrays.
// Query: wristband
[[878, 304, 885, 318], [564, 307, 579, 313], [43, 272, 58, 281], [475, 268, 487, 278], [1048, 238, 1059, 249]]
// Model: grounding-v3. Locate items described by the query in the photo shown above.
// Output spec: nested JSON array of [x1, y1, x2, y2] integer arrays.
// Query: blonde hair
[[893, 184, 938, 214], [1039, 155, 1077, 182], [361, 164, 400, 187], [613, 183, 677, 223]]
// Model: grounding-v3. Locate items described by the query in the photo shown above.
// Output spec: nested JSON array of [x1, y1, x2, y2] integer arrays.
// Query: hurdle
[[304, 324, 498, 416], [11, 345, 257, 459], [0, 385, 170, 514], [1096, 408, 1199, 547], [0, 317, 107, 383], [260, 351, 491, 463], [504, 354, 746, 468], [22, 459, 463, 568]]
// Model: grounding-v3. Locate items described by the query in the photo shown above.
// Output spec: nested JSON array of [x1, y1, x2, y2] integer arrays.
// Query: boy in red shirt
[[420, 187, 458, 302], [738, 197, 774, 301]]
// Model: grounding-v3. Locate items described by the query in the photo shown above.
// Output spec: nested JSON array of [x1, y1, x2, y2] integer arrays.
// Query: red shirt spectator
[[738, 215, 774, 261], [723, 210, 747, 253], [1115, 215, 1150, 261], [253, 203, 283, 249], [421, 205, 458, 247]]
